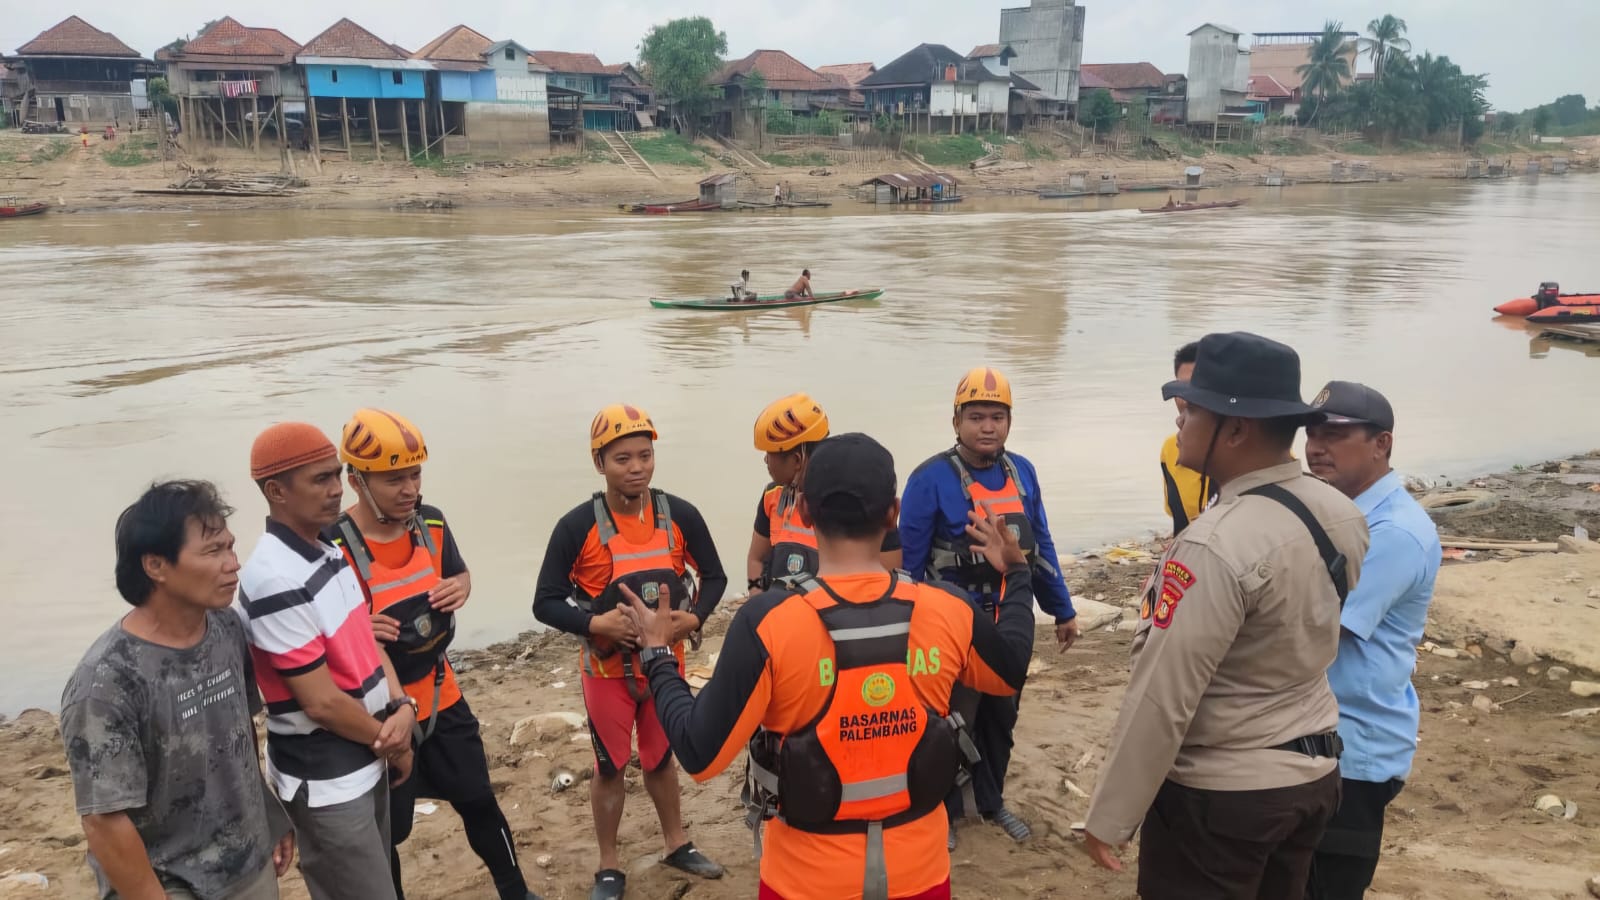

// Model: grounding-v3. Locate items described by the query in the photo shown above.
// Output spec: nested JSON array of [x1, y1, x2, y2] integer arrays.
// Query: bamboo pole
[[369, 97, 380, 158], [399, 99, 410, 159], [340, 97, 351, 151], [417, 99, 429, 159]]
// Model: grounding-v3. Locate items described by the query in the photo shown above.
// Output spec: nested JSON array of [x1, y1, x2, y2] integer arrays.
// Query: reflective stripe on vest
[[582, 490, 686, 679], [929, 452, 1037, 591], [767, 487, 820, 583]]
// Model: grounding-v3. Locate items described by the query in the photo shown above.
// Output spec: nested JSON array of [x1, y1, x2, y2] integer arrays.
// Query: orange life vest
[[929, 451, 1038, 597], [745, 573, 978, 898], [767, 487, 820, 585], [577, 490, 696, 680], [332, 512, 460, 729]]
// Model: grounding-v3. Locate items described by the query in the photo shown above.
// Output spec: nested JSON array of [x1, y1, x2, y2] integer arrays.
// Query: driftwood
[[1439, 536, 1561, 552], [154, 169, 308, 196]]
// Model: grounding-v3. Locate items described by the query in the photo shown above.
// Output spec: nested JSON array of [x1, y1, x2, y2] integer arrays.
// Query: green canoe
[[649, 288, 885, 311]]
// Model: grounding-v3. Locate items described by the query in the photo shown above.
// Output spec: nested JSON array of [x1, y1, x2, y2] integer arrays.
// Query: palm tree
[[1360, 15, 1411, 82], [1298, 20, 1354, 120]]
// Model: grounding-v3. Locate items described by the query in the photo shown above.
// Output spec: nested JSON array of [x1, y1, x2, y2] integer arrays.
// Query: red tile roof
[[712, 49, 833, 92], [298, 18, 406, 60], [968, 44, 1003, 59], [817, 62, 876, 86], [412, 24, 491, 70], [529, 51, 611, 75], [17, 16, 141, 58], [1079, 63, 1166, 91], [1079, 69, 1112, 90], [178, 17, 299, 61], [1246, 74, 1292, 100]]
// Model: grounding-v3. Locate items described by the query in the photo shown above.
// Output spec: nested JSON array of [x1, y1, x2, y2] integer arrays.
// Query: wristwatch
[[378, 695, 418, 721], [640, 646, 676, 668]]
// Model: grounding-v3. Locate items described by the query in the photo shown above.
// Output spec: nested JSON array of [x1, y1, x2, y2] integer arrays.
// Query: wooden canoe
[[0, 201, 50, 218], [1139, 199, 1245, 214], [649, 288, 884, 311]]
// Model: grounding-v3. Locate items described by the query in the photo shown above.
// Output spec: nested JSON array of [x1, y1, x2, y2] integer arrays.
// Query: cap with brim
[[1309, 380, 1395, 431], [1160, 331, 1315, 420]]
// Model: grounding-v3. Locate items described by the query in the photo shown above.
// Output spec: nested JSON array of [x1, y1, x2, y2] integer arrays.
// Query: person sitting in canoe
[[1163, 194, 1177, 209], [784, 270, 814, 302], [730, 270, 757, 302]]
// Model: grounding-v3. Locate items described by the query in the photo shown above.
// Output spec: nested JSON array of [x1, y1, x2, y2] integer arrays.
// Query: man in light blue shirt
[[1304, 381, 1440, 900]]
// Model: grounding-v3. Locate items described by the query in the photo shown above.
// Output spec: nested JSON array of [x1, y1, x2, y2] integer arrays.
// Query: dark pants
[[1307, 778, 1405, 900], [943, 684, 1019, 818], [390, 698, 528, 900], [1138, 770, 1341, 900]]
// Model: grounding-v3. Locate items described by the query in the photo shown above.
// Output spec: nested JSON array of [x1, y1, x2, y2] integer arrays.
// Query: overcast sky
[[8, 1, 1595, 111]]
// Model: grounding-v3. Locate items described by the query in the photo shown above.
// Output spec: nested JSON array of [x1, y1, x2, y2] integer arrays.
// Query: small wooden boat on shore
[[1138, 199, 1245, 214], [0, 199, 50, 219], [650, 288, 884, 311]]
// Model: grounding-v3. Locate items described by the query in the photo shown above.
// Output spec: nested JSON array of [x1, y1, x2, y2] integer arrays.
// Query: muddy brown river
[[3, 177, 1598, 712]]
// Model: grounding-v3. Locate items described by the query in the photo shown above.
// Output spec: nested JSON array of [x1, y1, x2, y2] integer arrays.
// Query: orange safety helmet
[[340, 408, 429, 473], [954, 366, 1013, 412], [590, 403, 658, 453], [753, 392, 830, 453]]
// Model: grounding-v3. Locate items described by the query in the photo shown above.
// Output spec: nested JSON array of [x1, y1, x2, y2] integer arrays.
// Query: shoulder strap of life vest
[[592, 490, 677, 553], [334, 512, 440, 597], [944, 449, 1028, 503]]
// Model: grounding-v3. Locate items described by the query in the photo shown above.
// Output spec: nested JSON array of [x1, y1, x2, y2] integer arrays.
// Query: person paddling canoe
[[784, 270, 813, 301]]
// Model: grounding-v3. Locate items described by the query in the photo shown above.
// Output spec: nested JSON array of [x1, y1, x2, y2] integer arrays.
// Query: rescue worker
[[1161, 341, 1214, 534], [1304, 382, 1440, 900], [532, 404, 727, 900], [619, 433, 1037, 900], [326, 409, 541, 900], [899, 366, 1076, 846], [746, 393, 901, 592], [1083, 332, 1371, 900]]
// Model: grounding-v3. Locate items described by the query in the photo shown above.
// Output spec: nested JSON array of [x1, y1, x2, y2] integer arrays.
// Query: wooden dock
[[1536, 323, 1600, 344]]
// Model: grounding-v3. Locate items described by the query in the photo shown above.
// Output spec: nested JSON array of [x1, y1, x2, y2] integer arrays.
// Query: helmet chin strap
[[1197, 416, 1227, 495], [955, 437, 1002, 468], [356, 472, 417, 527]]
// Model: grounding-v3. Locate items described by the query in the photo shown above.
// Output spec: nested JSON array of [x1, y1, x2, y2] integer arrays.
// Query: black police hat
[[1161, 332, 1316, 420], [1310, 381, 1395, 432]]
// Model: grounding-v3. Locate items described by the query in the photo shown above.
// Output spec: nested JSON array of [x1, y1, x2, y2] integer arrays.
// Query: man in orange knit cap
[[234, 422, 413, 900]]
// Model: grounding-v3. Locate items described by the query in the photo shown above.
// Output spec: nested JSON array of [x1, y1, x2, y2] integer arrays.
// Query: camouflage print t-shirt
[[60, 609, 276, 900]]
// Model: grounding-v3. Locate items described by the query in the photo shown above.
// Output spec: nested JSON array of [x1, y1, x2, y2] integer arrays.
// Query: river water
[[3, 177, 1598, 712]]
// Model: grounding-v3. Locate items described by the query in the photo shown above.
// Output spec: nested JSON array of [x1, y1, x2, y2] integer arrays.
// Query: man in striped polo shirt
[[236, 423, 416, 900]]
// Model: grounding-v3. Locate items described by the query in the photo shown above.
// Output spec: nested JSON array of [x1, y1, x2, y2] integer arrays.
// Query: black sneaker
[[662, 842, 725, 879]]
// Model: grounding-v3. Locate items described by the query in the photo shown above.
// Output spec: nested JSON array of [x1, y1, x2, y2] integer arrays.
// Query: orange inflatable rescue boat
[[1527, 304, 1600, 324], [1495, 282, 1600, 316]]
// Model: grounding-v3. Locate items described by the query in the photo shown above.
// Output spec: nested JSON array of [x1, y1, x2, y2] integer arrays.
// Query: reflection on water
[[3, 178, 1599, 711]]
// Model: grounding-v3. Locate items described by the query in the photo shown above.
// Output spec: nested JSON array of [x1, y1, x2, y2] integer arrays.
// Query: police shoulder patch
[[1152, 576, 1191, 630]]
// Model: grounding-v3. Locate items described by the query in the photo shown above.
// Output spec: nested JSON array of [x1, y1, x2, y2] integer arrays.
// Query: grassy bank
[[629, 132, 709, 169]]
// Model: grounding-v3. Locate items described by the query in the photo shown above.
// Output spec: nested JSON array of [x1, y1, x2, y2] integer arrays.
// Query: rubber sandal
[[662, 842, 725, 879], [590, 869, 626, 900], [986, 808, 1033, 842]]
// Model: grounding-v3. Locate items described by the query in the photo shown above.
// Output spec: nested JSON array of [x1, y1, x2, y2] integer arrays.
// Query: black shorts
[[405, 696, 494, 803]]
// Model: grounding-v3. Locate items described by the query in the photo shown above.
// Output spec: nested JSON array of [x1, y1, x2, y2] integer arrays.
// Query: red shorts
[[581, 672, 671, 776], [758, 878, 950, 900]]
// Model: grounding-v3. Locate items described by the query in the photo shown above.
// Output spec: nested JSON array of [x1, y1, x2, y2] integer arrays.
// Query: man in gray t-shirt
[[60, 481, 292, 900]]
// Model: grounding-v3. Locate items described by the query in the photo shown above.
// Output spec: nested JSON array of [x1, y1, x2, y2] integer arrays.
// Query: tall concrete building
[[999, 0, 1087, 108], [1186, 23, 1250, 126]]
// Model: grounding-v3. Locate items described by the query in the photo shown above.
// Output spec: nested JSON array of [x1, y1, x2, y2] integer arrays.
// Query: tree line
[[1296, 15, 1490, 145], [1498, 94, 1600, 138]]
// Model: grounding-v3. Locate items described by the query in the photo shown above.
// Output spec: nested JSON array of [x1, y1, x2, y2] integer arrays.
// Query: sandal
[[662, 842, 725, 879], [986, 807, 1033, 842], [590, 869, 626, 900]]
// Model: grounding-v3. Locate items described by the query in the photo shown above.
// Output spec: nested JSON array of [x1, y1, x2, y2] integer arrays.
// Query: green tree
[[145, 76, 178, 118], [1081, 88, 1119, 132], [1359, 15, 1411, 82], [742, 69, 767, 140], [1496, 111, 1519, 135], [1532, 106, 1552, 135], [1551, 94, 1588, 127], [638, 17, 728, 135], [1298, 22, 1354, 110]]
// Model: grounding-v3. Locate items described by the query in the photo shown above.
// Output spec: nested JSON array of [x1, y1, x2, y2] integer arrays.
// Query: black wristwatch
[[640, 646, 676, 668], [377, 695, 417, 722]]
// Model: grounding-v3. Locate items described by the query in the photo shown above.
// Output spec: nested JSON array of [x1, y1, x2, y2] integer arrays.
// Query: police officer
[[1304, 382, 1440, 900], [1083, 332, 1371, 900]]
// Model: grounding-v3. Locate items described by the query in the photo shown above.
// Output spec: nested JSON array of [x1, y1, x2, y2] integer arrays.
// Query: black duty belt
[[1268, 732, 1343, 759]]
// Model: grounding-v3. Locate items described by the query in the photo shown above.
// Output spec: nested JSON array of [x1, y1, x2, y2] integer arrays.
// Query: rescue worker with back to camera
[[619, 432, 1037, 900]]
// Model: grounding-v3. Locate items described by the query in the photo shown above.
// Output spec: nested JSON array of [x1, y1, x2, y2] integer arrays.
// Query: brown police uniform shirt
[[1085, 461, 1370, 844]]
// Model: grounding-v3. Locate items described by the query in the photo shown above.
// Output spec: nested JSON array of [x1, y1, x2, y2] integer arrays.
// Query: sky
[[6, 1, 1596, 112]]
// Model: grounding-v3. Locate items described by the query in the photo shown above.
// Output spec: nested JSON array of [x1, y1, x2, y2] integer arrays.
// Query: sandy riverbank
[[3, 453, 1599, 898], [2, 129, 1596, 216]]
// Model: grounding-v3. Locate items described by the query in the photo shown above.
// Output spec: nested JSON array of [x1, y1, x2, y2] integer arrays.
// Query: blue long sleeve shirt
[[900, 449, 1075, 621]]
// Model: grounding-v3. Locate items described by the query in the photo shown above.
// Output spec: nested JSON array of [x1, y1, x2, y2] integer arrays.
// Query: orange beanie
[[251, 422, 336, 480]]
